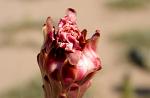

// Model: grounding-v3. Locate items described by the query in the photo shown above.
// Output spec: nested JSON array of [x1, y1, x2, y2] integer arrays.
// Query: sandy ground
[[0, 0, 150, 98]]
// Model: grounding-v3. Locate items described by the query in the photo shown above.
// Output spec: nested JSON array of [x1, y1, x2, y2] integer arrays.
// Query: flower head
[[37, 8, 102, 98]]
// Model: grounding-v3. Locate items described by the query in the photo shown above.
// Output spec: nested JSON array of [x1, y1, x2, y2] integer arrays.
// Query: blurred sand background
[[0, 0, 150, 98]]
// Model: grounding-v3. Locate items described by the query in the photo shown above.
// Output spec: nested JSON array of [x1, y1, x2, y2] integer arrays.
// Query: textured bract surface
[[37, 8, 101, 98]]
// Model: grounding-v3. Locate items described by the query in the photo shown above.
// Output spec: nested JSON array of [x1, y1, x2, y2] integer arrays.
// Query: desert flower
[[37, 8, 102, 98]]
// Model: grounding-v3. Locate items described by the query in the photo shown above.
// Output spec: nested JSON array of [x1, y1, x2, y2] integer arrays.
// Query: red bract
[[37, 8, 102, 98]]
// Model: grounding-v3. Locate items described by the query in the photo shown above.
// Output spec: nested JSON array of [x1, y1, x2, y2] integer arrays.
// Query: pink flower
[[37, 8, 102, 98]]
